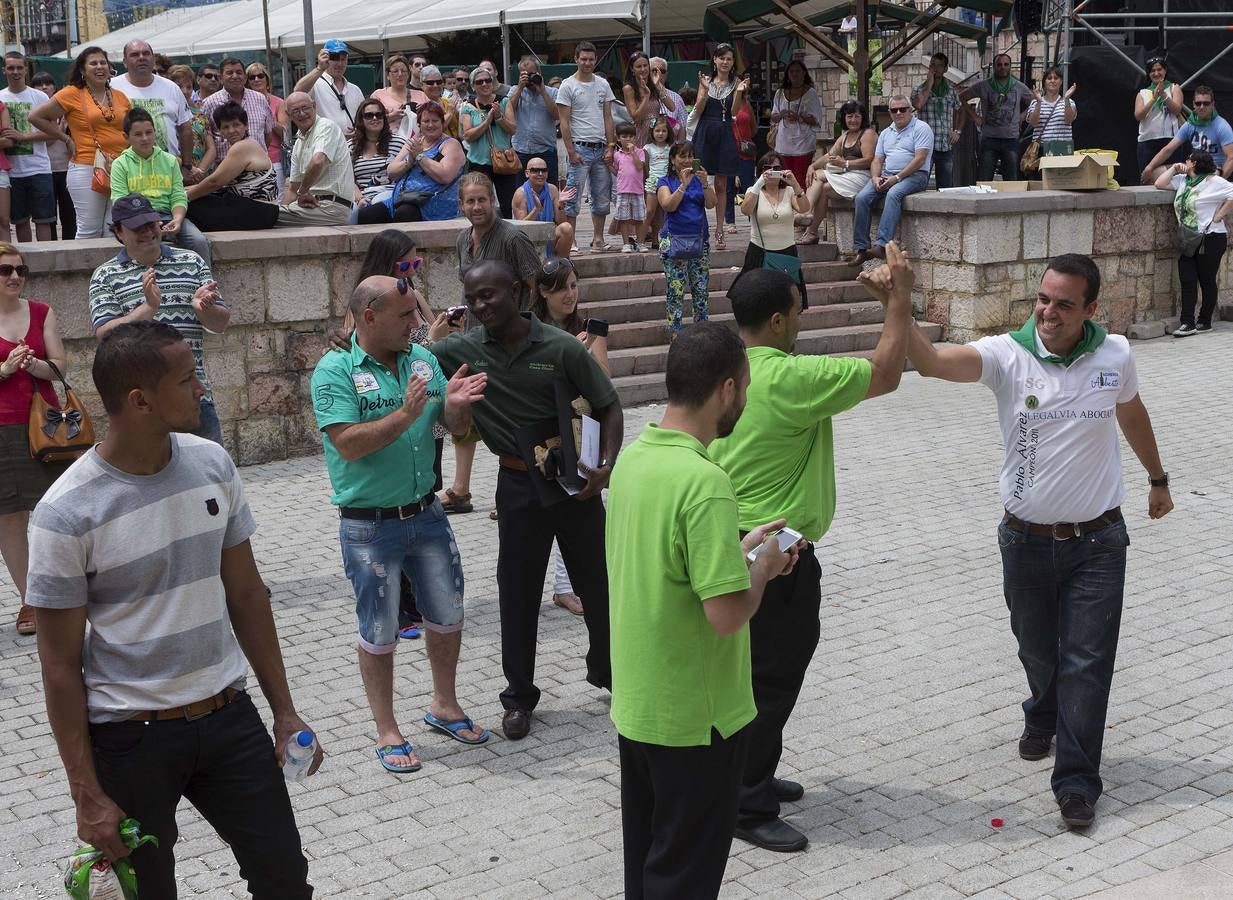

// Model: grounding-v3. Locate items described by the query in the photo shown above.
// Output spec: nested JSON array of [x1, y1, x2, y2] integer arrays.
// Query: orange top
[[54, 85, 131, 164]]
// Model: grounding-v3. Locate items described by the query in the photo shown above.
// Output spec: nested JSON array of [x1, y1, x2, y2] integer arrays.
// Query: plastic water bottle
[[284, 730, 317, 782]]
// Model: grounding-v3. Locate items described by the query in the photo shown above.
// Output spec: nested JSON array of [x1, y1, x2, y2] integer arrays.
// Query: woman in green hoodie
[[110, 106, 212, 266]]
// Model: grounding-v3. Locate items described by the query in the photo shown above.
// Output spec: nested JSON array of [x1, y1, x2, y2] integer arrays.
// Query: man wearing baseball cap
[[293, 39, 364, 137], [88, 194, 231, 445]]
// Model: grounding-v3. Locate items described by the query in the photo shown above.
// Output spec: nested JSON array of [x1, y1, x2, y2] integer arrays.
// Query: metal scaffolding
[[1043, 0, 1233, 89]]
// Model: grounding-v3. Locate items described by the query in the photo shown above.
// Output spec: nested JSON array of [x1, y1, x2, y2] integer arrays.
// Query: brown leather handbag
[[29, 360, 95, 463], [491, 147, 521, 175]]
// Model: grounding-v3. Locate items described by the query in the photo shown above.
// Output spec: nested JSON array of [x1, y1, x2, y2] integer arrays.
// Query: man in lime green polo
[[311, 275, 489, 774], [708, 246, 914, 852], [607, 322, 800, 900]]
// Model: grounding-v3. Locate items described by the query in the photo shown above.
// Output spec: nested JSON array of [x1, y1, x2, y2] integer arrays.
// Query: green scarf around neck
[[931, 78, 950, 98], [990, 74, 1017, 102], [1174, 173, 1207, 230], [1009, 316, 1106, 367], [1188, 107, 1214, 126]]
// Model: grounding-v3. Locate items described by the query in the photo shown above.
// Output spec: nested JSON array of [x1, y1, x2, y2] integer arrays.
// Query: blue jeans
[[932, 149, 954, 189], [161, 214, 212, 268], [978, 136, 1021, 181], [516, 148, 559, 187], [193, 398, 223, 445], [564, 142, 612, 217], [852, 170, 928, 251], [998, 517, 1129, 803], [339, 499, 464, 652]]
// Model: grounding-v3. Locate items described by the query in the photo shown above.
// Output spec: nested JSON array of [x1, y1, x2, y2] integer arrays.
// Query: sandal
[[552, 593, 585, 616], [438, 489, 473, 514], [424, 712, 490, 745], [376, 741, 422, 773], [796, 231, 819, 245], [715, 235, 727, 251], [488, 506, 498, 521], [16, 604, 35, 636]]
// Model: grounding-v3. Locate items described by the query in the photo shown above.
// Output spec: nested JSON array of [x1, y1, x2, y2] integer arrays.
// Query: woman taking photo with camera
[[739, 151, 812, 308]]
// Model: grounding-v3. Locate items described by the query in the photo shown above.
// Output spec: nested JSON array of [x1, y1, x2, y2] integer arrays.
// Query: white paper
[[578, 415, 600, 479]]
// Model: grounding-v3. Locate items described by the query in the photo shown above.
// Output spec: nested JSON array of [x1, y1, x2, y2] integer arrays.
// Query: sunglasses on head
[[367, 276, 410, 310], [394, 257, 423, 274], [0, 264, 28, 277], [541, 257, 575, 278]]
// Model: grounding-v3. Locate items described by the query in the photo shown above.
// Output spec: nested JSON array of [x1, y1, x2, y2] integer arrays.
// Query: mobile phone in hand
[[746, 526, 804, 563], [584, 318, 609, 337], [447, 305, 467, 324], [691, 160, 702, 172]]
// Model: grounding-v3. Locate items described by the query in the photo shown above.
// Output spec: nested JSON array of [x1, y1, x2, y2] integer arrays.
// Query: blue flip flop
[[423, 712, 490, 745], [376, 741, 422, 773]]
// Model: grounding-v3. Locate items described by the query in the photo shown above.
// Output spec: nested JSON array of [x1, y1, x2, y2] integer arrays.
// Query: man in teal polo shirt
[[607, 322, 800, 899], [709, 246, 914, 852], [311, 275, 489, 774]]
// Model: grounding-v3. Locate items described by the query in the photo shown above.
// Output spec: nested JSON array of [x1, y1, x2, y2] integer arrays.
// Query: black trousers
[[1177, 233, 1227, 327], [620, 728, 749, 900], [738, 544, 822, 826], [89, 692, 311, 898], [495, 467, 611, 711], [51, 170, 75, 241]]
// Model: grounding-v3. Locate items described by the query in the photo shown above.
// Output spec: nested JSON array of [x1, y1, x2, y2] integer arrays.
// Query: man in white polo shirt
[[901, 253, 1173, 831]]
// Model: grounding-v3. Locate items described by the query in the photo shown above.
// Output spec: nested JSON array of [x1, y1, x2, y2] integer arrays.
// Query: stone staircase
[[566, 242, 944, 406]]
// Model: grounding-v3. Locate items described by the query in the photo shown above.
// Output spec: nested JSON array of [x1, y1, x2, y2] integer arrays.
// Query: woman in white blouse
[[738, 151, 813, 308], [770, 60, 824, 188], [1134, 56, 1185, 181]]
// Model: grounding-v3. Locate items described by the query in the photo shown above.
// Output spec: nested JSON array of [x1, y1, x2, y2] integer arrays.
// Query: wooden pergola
[[703, 0, 1012, 110]]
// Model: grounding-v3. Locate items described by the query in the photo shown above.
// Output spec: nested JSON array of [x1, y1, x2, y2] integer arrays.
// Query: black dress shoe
[[502, 709, 531, 740], [735, 817, 808, 853], [1058, 794, 1095, 829], [1018, 731, 1053, 761], [772, 778, 804, 803]]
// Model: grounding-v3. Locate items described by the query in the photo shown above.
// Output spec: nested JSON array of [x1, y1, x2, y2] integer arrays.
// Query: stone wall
[[829, 185, 1224, 344], [29, 221, 553, 465]]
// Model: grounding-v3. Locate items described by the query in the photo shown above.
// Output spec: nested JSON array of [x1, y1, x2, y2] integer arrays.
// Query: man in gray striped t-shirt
[[29, 321, 321, 895]]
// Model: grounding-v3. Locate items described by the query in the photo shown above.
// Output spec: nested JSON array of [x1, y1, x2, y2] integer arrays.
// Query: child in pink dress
[[611, 122, 647, 252]]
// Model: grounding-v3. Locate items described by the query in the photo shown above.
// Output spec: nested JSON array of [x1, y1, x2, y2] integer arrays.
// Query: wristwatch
[[1149, 472, 1169, 487]]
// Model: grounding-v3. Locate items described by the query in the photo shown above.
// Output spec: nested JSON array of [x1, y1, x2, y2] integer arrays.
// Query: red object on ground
[[991, 818, 1004, 828]]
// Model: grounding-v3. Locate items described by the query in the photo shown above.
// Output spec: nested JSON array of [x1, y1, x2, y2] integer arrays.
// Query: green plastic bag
[[63, 819, 158, 899]]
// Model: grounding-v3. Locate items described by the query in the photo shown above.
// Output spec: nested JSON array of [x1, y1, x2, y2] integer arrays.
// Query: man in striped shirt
[[28, 321, 321, 896], [89, 193, 230, 445]]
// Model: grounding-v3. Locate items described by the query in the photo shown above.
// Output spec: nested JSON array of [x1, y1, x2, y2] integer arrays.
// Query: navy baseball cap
[[323, 39, 348, 54], [112, 194, 163, 228]]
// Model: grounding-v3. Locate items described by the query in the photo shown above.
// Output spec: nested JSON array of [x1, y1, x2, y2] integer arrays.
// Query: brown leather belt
[[1002, 507, 1122, 540], [127, 687, 241, 723], [499, 454, 528, 471]]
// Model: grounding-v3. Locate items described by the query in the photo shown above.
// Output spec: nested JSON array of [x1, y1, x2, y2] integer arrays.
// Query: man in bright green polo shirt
[[311, 275, 490, 774], [607, 322, 801, 900], [709, 245, 914, 852]]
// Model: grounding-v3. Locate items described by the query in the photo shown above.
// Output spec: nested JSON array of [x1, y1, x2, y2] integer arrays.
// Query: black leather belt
[[340, 493, 436, 520], [1002, 507, 1122, 540], [574, 140, 605, 148]]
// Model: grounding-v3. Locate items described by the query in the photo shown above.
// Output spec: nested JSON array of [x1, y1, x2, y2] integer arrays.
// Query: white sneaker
[[621, 244, 634, 253], [1173, 323, 1197, 337]]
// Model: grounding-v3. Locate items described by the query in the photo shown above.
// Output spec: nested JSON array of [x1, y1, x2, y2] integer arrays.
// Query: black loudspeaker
[[1070, 45, 1145, 186], [1013, 0, 1043, 38]]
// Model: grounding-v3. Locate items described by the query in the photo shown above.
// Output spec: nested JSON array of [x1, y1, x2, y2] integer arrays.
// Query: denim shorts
[[9, 173, 55, 224], [339, 498, 464, 652]]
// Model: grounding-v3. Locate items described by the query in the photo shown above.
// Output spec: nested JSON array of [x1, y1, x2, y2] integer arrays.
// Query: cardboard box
[[976, 181, 1042, 192], [1039, 153, 1116, 191]]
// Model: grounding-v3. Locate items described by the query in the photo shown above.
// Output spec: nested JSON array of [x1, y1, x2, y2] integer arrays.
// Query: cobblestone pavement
[[2, 329, 1231, 899]]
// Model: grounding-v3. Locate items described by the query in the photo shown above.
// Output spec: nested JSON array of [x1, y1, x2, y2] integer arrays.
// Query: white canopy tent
[[61, 0, 711, 59]]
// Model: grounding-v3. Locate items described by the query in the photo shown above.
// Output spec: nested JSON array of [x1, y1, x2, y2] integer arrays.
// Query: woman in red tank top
[[0, 241, 69, 636]]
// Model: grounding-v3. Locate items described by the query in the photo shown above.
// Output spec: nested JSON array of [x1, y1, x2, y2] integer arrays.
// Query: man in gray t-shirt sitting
[[961, 53, 1032, 181], [28, 321, 322, 897]]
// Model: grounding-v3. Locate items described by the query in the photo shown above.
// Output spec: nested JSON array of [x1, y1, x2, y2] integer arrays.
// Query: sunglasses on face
[[201, 73, 219, 79], [527, 166, 549, 173], [394, 258, 423, 274], [361, 111, 385, 120], [423, 79, 444, 85], [889, 106, 910, 113], [473, 78, 493, 85], [0, 264, 28, 277], [249, 73, 268, 81], [1194, 100, 1212, 106]]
